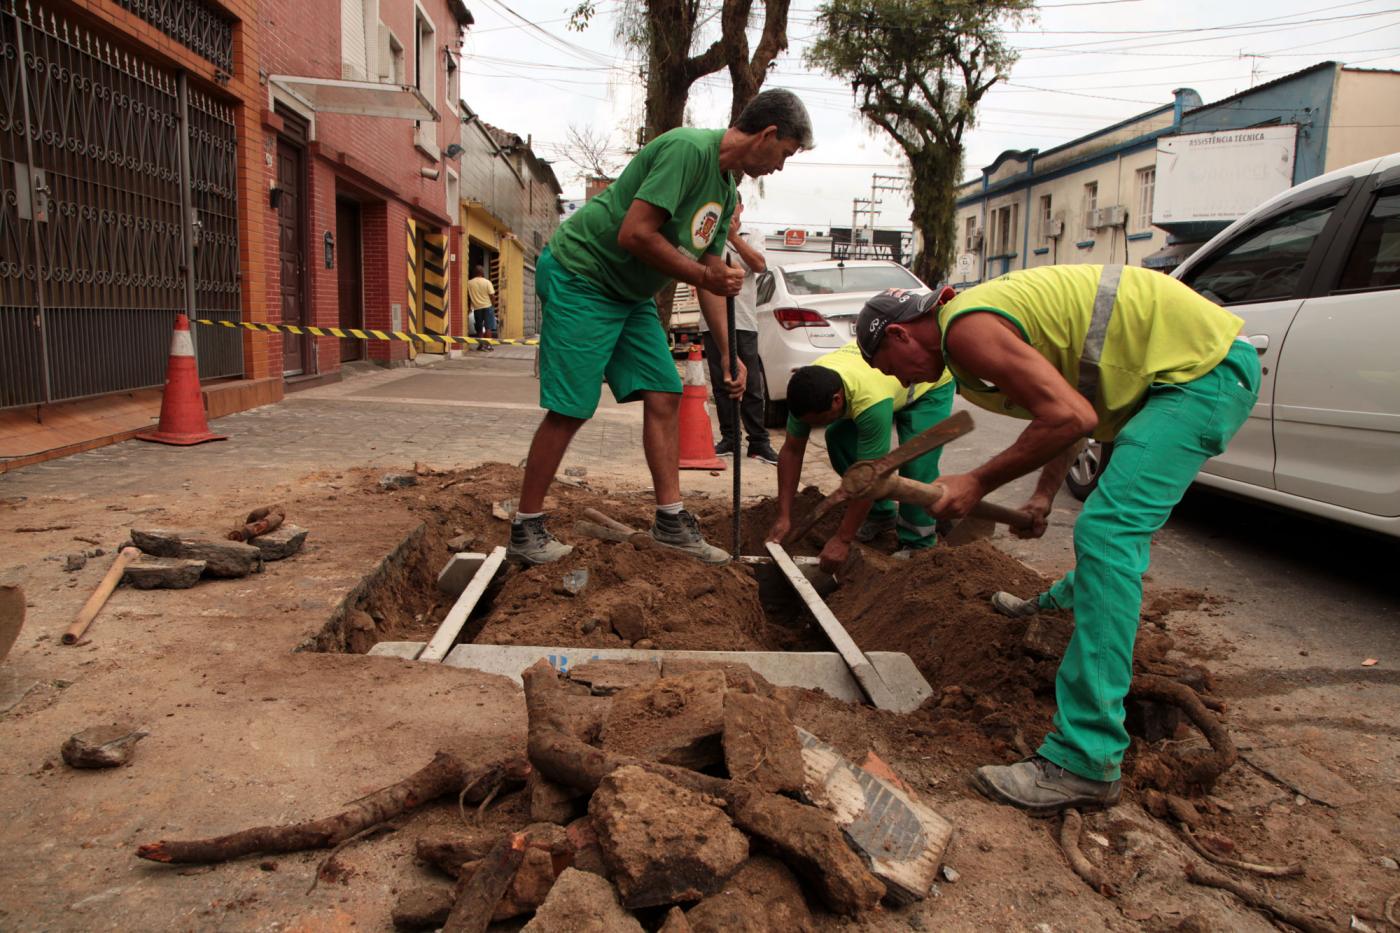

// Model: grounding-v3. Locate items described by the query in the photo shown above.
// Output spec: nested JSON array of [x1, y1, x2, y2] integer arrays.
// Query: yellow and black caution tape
[[193, 319, 540, 348]]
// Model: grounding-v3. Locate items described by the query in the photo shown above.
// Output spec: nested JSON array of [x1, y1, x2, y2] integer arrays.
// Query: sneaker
[[856, 516, 896, 543], [650, 509, 730, 564], [507, 516, 574, 565], [990, 591, 1040, 618], [972, 756, 1121, 815], [714, 438, 736, 458], [746, 442, 780, 466]]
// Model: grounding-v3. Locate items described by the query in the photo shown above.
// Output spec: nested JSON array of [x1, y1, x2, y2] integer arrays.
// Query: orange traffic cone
[[137, 313, 227, 446], [678, 343, 725, 471]]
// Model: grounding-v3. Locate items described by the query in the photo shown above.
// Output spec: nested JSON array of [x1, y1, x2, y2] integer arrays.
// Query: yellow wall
[[1325, 69, 1400, 173], [459, 201, 525, 339]]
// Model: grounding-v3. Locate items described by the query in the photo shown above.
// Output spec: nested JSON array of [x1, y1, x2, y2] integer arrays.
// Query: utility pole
[[851, 197, 877, 259], [868, 173, 905, 261]]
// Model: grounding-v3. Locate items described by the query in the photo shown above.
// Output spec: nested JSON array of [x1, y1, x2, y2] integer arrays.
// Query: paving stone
[[521, 867, 642, 933], [601, 669, 726, 770], [723, 692, 805, 794], [248, 523, 308, 561], [61, 723, 148, 768], [379, 472, 418, 489], [130, 529, 263, 578], [123, 556, 206, 590], [589, 766, 748, 909]]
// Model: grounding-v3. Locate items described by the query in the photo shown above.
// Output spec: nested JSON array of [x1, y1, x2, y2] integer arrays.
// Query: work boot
[[714, 437, 736, 458], [991, 591, 1040, 618], [972, 756, 1121, 815], [856, 515, 896, 542], [746, 441, 780, 466], [651, 509, 730, 565], [507, 516, 573, 565]]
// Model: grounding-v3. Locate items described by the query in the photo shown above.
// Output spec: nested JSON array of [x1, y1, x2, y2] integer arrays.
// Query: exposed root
[[307, 820, 401, 894], [1058, 809, 1117, 898], [474, 783, 502, 826], [136, 752, 527, 864], [441, 832, 526, 933], [1185, 861, 1332, 933], [1131, 674, 1237, 789], [1178, 825, 1304, 878], [1385, 892, 1399, 928]]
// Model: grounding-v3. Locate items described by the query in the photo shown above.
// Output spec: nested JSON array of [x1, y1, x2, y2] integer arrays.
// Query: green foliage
[[805, 0, 1034, 281]]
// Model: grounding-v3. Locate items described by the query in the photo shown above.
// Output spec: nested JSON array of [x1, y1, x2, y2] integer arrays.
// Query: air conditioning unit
[[1101, 205, 1128, 227], [966, 230, 983, 252], [1045, 217, 1064, 238], [1086, 208, 1104, 230]]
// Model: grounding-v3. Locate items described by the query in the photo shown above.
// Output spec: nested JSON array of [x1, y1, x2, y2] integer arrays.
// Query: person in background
[[467, 264, 497, 352], [699, 190, 779, 465]]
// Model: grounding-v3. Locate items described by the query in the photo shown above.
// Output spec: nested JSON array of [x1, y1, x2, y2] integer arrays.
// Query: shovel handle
[[872, 476, 1035, 532]]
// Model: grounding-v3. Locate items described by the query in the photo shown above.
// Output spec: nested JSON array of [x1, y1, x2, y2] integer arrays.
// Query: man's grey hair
[[734, 89, 814, 150]]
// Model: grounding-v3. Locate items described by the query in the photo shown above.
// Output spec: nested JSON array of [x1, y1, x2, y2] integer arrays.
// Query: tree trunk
[[908, 145, 963, 286], [725, 0, 792, 122]]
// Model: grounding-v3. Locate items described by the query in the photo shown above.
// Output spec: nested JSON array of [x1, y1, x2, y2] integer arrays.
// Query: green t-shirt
[[786, 342, 949, 461], [547, 128, 736, 303]]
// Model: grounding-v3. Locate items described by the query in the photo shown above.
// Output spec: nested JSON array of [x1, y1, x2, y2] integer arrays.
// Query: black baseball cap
[[855, 285, 956, 362]]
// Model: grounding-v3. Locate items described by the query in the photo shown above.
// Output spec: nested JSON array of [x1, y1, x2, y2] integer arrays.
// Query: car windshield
[[781, 265, 921, 296]]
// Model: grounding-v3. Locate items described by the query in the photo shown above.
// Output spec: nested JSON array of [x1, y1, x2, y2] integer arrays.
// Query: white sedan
[[753, 259, 930, 425], [1067, 151, 1400, 537]]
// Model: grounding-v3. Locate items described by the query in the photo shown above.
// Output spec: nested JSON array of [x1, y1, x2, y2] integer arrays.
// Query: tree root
[[1178, 825, 1304, 879], [1385, 892, 1399, 928], [1058, 809, 1117, 898], [1131, 674, 1237, 789], [136, 751, 528, 864], [520, 659, 885, 916], [1185, 862, 1332, 933], [441, 832, 526, 933]]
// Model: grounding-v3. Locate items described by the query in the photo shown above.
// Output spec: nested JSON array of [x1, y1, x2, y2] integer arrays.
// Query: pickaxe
[[783, 410, 1035, 547]]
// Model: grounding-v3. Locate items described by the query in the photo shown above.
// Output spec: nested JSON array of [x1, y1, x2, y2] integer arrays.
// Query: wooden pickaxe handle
[[63, 546, 140, 645], [866, 475, 1035, 532]]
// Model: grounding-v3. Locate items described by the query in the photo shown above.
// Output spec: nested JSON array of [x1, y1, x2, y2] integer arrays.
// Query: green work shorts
[[536, 246, 682, 420]]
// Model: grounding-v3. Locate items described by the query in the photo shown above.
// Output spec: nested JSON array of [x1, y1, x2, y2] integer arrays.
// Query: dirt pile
[[474, 542, 778, 651]]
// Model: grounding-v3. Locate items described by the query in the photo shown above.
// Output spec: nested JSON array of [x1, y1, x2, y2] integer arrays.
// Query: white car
[[753, 259, 930, 424], [1067, 152, 1400, 537]]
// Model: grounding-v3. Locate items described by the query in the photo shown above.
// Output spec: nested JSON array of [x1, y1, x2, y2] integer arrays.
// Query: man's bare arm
[[617, 200, 742, 295]]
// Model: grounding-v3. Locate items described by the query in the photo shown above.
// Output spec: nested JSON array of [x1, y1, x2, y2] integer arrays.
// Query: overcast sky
[[458, 0, 1400, 236]]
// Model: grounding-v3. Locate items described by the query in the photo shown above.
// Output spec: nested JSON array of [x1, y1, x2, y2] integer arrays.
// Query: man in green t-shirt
[[765, 341, 955, 574], [507, 89, 814, 566], [856, 267, 1257, 815]]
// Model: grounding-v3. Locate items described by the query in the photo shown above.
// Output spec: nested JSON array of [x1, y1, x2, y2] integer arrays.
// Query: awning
[[1142, 241, 1203, 270], [270, 76, 439, 122]]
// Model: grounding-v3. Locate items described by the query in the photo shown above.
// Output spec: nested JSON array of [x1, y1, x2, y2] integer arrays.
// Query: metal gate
[[0, 0, 241, 409]]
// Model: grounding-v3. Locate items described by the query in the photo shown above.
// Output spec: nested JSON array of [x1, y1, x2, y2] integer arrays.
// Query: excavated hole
[[305, 520, 827, 657]]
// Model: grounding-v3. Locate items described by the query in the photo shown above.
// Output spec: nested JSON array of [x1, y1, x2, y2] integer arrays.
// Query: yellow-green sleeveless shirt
[[938, 265, 1243, 441]]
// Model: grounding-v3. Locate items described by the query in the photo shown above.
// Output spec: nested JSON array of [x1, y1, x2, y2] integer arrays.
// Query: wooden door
[[336, 199, 363, 362], [276, 139, 306, 375]]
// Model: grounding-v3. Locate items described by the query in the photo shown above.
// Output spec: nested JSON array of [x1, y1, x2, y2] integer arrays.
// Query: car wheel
[[1065, 440, 1112, 501]]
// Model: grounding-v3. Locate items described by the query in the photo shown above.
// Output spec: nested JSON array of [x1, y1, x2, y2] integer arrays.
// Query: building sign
[[784, 229, 807, 247], [1153, 125, 1298, 224]]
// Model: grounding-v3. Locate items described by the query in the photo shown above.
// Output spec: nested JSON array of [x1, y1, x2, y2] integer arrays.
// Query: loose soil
[[2, 459, 1396, 932]]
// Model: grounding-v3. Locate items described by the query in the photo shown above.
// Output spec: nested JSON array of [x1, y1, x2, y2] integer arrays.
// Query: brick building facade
[[258, 0, 470, 379]]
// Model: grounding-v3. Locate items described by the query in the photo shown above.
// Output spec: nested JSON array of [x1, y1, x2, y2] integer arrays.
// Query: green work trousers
[[1036, 341, 1261, 781], [824, 380, 956, 549]]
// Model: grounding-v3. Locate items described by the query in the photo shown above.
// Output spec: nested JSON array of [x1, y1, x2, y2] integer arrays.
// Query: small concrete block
[[63, 553, 87, 572], [601, 669, 727, 770], [248, 523, 308, 561], [568, 658, 661, 695], [589, 766, 747, 909], [521, 867, 642, 933], [379, 472, 418, 489], [367, 641, 426, 660], [123, 556, 206, 590], [437, 552, 487, 597]]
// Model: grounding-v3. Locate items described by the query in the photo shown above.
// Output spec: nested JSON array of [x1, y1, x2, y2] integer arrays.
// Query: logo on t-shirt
[[691, 202, 723, 251]]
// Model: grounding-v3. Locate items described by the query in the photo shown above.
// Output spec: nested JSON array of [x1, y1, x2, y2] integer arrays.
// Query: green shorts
[[536, 246, 683, 419]]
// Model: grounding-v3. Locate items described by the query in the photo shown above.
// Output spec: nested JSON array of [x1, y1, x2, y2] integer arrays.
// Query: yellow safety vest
[[939, 265, 1243, 440], [815, 342, 950, 421]]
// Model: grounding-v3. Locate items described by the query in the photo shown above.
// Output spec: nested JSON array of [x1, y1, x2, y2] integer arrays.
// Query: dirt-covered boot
[[856, 515, 896, 542], [507, 515, 573, 565], [973, 756, 1121, 815], [650, 509, 730, 565]]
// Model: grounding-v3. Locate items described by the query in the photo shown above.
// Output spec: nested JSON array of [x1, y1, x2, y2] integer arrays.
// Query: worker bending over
[[858, 264, 1258, 814], [766, 337, 955, 574]]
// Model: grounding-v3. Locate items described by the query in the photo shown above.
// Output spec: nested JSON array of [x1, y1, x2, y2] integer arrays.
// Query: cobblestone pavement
[[0, 350, 835, 504]]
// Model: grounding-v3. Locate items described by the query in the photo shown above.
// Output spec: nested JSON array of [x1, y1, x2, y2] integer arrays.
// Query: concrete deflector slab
[[439, 643, 932, 713], [367, 641, 426, 660], [438, 552, 488, 597], [421, 546, 507, 663]]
